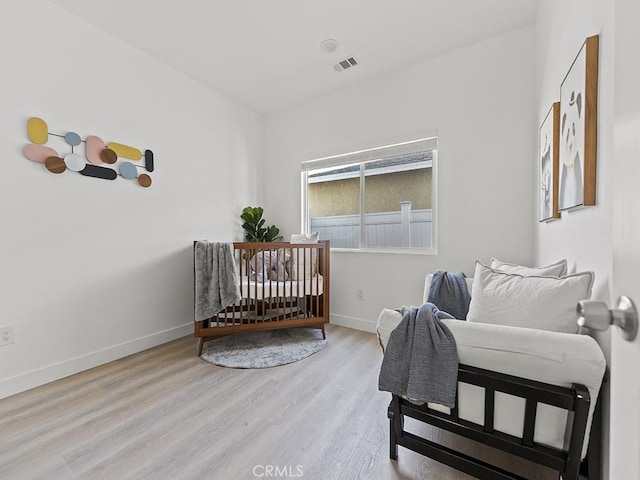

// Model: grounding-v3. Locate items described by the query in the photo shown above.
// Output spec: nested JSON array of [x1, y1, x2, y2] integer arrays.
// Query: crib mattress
[[376, 308, 606, 458], [238, 274, 324, 299]]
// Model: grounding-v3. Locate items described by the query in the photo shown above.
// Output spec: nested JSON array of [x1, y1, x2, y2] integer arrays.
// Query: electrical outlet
[[356, 288, 365, 301], [0, 326, 15, 346]]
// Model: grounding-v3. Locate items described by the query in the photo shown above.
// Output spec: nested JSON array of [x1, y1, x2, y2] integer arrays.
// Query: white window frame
[[301, 136, 438, 255]]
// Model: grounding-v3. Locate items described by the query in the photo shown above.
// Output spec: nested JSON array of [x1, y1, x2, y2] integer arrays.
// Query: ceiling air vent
[[333, 56, 358, 72]]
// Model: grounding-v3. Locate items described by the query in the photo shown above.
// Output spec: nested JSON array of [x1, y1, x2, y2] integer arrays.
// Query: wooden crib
[[194, 241, 330, 355]]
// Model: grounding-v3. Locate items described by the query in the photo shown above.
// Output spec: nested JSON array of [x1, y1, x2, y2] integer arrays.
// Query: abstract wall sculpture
[[23, 117, 154, 187]]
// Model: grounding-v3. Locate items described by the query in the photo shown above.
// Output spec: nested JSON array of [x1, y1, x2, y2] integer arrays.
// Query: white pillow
[[290, 232, 319, 279], [467, 262, 593, 334], [490, 257, 567, 277]]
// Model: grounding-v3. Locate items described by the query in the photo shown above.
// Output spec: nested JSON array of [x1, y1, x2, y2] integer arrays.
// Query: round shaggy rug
[[200, 328, 327, 368]]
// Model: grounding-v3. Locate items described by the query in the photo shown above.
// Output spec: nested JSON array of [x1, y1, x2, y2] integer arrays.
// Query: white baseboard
[[0, 322, 193, 400], [330, 314, 377, 333]]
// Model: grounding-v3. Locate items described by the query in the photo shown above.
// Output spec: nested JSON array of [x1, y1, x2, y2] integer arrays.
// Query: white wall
[[264, 27, 536, 331], [534, 1, 614, 477], [534, 0, 614, 302], [0, 0, 262, 398]]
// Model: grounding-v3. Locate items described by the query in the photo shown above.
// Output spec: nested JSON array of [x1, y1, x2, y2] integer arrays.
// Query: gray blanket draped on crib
[[194, 241, 242, 321]]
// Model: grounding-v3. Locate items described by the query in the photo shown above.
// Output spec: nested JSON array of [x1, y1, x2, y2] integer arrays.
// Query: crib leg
[[197, 337, 205, 356], [321, 325, 326, 339]]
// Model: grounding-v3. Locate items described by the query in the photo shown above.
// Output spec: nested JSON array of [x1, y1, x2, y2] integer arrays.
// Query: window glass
[[307, 163, 360, 248], [302, 137, 436, 252], [364, 152, 432, 249]]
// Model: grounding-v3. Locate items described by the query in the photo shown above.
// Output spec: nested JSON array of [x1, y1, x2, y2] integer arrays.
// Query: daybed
[[377, 260, 606, 480], [194, 240, 330, 356]]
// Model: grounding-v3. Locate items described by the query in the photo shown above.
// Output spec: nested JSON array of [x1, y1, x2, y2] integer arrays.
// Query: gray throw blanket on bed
[[428, 270, 471, 320], [194, 241, 241, 321], [378, 303, 458, 407]]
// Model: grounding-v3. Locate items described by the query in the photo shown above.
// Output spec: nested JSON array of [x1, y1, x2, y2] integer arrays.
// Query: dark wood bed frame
[[388, 364, 603, 480]]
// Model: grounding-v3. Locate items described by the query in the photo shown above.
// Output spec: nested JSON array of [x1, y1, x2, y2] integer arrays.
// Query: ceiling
[[48, 0, 540, 114]]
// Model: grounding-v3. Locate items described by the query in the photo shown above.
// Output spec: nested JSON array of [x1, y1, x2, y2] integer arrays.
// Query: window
[[301, 137, 437, 252]]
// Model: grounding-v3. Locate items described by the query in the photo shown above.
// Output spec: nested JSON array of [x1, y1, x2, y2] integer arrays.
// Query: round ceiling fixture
[[320, 39, 339, 53]]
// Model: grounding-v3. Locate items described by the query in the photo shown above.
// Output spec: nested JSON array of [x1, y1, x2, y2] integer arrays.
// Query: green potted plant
[[241, 206, 282, 242]]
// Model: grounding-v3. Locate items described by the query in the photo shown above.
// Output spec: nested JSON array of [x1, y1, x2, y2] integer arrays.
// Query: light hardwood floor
[[0, 324, 556, 480]]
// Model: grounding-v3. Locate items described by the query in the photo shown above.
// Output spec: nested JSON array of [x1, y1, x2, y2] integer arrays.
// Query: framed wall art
[[539, 102, 560, 221], [558, 34, 599, 210]]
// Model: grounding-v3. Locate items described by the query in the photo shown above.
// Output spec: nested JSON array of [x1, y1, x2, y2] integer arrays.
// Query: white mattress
[[376, 308, 606, 458], [238, 274, 324, 300]]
